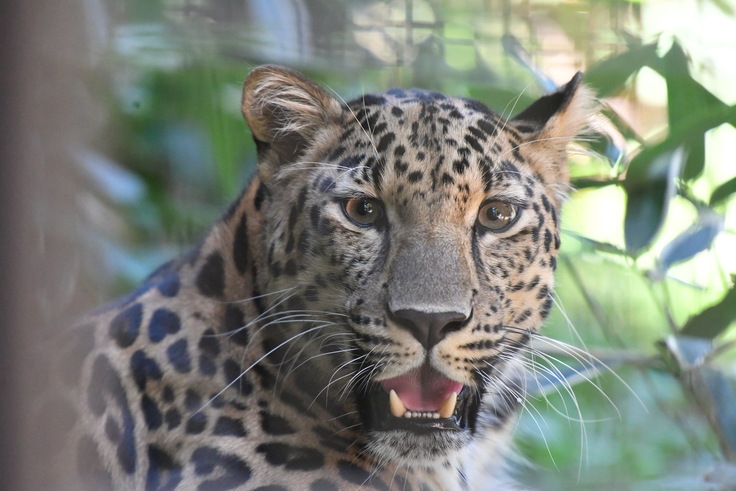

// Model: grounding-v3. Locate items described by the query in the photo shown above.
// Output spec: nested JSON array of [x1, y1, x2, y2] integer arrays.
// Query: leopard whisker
[[530, 334, 641, 410], [277, 343, 358, 389], [547, 291, 589, 351], [279, 331, 359, 379], [271, 319, 347, 383], [197, 323, 333, 414], [482, 360, 563, 470], [308, 354, 370, 409]]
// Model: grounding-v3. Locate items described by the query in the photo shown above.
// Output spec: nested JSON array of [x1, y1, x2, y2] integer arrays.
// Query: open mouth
[[360, 363, 481, 434]]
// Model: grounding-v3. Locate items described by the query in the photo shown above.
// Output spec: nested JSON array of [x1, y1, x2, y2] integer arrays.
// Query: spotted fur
[[50, 65, 595, 489]]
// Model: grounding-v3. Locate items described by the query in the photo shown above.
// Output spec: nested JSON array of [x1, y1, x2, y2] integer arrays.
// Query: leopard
[[45, 64, 595, 490]]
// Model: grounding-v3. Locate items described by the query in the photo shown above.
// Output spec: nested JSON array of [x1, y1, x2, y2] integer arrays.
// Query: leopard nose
[[392, 309, 470, 351]]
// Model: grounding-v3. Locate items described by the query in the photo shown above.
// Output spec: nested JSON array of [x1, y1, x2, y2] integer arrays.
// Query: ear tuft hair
[[242, 65, 343, 180], [513, 72, 597, 141], [511, 73, 600, 202]]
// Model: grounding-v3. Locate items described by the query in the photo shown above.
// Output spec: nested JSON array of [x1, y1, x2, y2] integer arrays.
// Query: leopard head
[[240, 65, 594, 466]]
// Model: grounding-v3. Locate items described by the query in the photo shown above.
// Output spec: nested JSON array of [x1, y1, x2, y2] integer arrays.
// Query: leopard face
[[243, 66, 593, 467]]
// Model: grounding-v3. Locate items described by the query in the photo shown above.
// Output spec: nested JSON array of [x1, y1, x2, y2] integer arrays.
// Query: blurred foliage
[[80, 0, 736, 488]]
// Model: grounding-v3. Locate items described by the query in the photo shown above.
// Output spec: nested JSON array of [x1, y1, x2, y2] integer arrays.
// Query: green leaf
[[682, 134, 705, 181], [623, 147, 685, 256], [680, 283, 736, 339], [565, 231, 628, 256], [584, 43, 659, 97], [624, 183, 668, 256], [660, 42, 727, 179], [700, 368, 736, 458], [570, 176, 621, 189], [658, 211, 724, 271], [710, 177, 736, 207], [709, 0, 735, 16], [602, 105, 645, 145]]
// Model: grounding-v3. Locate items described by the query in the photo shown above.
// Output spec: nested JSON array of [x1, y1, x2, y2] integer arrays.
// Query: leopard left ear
[[512, 72, 596, 145], [242, 65, 343, 183]]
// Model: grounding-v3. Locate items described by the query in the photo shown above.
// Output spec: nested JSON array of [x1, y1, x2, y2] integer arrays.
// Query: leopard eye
[[342, 197, 384, 227], [477, 200, 519, 232]]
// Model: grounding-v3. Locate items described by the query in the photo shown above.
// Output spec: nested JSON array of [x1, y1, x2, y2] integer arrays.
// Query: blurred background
[[3, 0, 736, 489]]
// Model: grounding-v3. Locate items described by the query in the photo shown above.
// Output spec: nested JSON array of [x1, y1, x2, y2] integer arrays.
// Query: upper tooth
[[439, 392, 458, 419], [389, 389, 407, 418]]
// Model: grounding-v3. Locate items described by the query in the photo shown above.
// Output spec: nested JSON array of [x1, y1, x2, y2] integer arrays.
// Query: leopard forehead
[[288, 90, 544, 217]]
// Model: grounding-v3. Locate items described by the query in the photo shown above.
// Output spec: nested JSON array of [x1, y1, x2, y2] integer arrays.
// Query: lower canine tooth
[[389, 389, 407, 418], [439, 392, 458, 419]]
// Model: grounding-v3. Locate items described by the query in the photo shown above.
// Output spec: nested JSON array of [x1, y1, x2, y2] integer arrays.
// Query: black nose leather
[[392, 309, 469, 350]]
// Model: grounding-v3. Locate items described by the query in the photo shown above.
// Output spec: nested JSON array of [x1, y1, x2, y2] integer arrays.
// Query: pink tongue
[[380, 364, 463, 411]]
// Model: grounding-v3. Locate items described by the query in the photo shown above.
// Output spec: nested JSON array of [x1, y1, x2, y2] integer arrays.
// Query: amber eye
[[342, 197, 384, 227], [477, 200, 519, 232]]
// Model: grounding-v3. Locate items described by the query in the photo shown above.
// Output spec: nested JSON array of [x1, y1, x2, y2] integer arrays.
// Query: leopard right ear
[[242, 65, 343, 182]]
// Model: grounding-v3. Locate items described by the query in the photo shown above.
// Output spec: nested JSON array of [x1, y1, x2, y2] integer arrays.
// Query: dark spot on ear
[[196, 252, 225, 298]]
